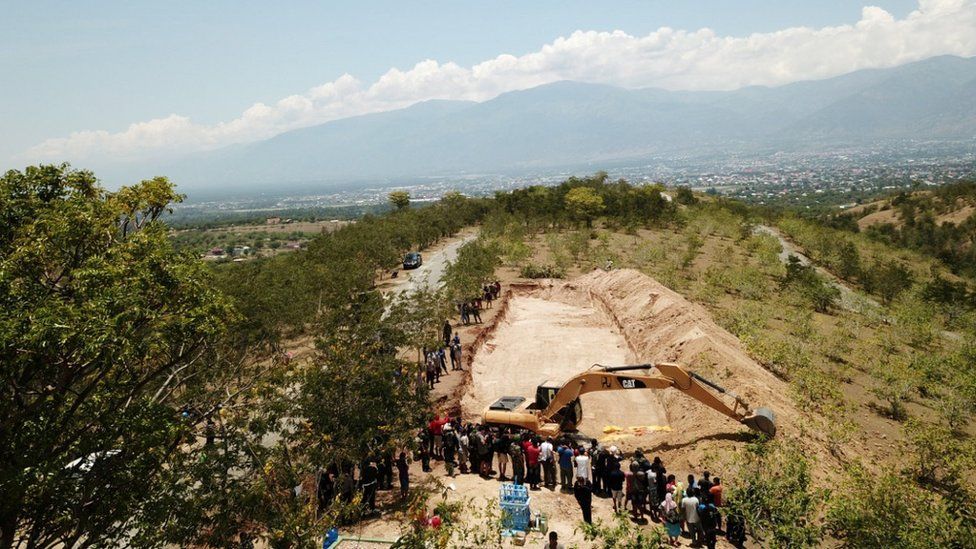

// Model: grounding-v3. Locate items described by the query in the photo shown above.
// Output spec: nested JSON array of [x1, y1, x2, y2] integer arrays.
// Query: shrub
[[827, 465, 974, 548], [520, 263, 566, 279], [726, 440, 824, 548], [580, 512, 667, 548]]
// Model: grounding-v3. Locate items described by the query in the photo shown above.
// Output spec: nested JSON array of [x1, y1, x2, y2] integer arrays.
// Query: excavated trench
[[460, 281, 671, 449], [460, 270, 799, 451]]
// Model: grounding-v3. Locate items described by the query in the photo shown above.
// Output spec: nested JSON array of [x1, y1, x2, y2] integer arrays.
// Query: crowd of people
[[415, 418, 744, 548], [458, 280, 501, 325]]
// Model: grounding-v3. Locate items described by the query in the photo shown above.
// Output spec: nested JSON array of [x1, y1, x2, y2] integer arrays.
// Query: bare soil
[[461, 292, 669, 447]]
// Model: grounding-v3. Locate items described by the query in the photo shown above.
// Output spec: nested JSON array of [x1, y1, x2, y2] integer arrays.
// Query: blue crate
[[499, 482, 528, 504], [500, 499, 531, 531]]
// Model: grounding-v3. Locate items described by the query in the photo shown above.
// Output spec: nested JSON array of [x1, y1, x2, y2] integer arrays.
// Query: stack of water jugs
[[499, 483, 531, 531]]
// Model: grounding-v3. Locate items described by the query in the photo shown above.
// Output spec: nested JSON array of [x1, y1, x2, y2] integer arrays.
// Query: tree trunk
[[0, 510, 17, 549]]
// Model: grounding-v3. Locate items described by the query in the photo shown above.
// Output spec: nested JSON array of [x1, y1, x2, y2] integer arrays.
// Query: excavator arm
[[538, 363, 776, 436]]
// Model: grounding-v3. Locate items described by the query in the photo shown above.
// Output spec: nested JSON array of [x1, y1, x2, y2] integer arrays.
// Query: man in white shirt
[[574, 448, 591, 482], [539, 437, 555, 488], [681, 488, 703, 545]]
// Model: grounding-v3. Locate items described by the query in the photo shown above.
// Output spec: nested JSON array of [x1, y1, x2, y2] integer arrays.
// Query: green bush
[[520, 263, 566, 279], [827, 464, 975, 548], [726, 440, 824, 548]]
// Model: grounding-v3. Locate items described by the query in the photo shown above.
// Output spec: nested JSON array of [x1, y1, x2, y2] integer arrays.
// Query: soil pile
[[555, 269, 802, 447]]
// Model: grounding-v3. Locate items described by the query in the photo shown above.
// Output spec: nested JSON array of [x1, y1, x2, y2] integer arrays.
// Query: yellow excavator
[[483, 363, 776, 438]]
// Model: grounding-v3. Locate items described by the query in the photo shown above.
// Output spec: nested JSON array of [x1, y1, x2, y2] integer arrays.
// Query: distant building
[[266, 217, 281, 225]]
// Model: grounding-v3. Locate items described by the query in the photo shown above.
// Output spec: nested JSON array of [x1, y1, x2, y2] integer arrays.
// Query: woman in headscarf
[[661, 490, 682, 547]]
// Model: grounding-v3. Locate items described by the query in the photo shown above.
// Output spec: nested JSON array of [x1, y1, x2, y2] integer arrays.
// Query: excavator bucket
[[741, 407, 777, 437]]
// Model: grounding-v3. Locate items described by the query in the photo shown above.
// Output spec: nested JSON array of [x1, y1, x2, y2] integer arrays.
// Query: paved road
[[386, 232, 479, 297]]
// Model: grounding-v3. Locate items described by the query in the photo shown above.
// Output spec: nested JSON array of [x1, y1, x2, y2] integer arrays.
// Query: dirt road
[[383, 232, 478, 296], [461, 293, 669, 447], [754, 225, 880, 313]]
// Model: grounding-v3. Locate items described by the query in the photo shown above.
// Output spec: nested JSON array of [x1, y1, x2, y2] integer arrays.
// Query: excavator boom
[[484, 362, 776, 438]]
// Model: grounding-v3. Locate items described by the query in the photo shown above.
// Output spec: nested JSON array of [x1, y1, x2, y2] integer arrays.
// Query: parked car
[[403, 252, 422, 269]]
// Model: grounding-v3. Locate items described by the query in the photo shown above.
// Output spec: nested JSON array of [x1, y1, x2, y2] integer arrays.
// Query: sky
[[3, 0, 975, 171]]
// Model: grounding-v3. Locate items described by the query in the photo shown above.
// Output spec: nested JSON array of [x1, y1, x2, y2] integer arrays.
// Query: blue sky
[[5, 0, 969, 170]]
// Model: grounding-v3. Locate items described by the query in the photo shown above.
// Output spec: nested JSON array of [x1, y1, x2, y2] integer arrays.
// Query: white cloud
[[24, 0, 976, 162]]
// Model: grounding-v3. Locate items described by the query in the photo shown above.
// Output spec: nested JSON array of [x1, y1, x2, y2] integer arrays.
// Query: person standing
[[624, 462, 636, 515], [417, 430, 431, 472], [478, 430, 494, 477], [607, 462, 626, 513], [661, 491, 681, 547], [457, 428, 470, 474], [442, 424, 457, 476], [698, 498, 721, 549], [591, 444, 605, 496], [437, 347, 448, 375], [442, 320, 452, 347], [709, 477, 723, 506], [682, 488, 703, 545], [698, 471, 713, 500], [656, 466, 668, 508], [573, 478, 594, 524], [574, 448, 591, 483], [471, 301, 482, 323], [540, 437, 556, 488], [557, 442, 575, 491], [425, 356, 436, 389], [360, 461, 379, 512], [493, 430, 511, 480], [395, 452, 410, 499], [429, 415, 443, 460], [525, 439, 541, 490], [317, 467, 334, 512], [510, 443, 525, 485], [635, 468, 649, 517]]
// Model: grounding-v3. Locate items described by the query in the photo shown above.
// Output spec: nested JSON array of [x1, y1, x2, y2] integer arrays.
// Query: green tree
[[864, 260, 913, 305], [388, 190, 411, 211], [564, 187, 605, 228], [726, 440, 824, 548], [443, 240, 501, 301], [674, 186, 698, 205], [0, 165, 235, 548], [827, 465, 974, 548], [781, 256, 840, 313], [835, 240, 861, 280]]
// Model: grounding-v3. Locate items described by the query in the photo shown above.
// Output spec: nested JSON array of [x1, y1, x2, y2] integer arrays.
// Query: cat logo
[[621, 378, 637, 389]]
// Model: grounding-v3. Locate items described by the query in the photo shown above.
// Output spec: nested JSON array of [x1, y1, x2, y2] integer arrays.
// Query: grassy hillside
[[826, 181, 976, 278], [480, 174, 976, 545]]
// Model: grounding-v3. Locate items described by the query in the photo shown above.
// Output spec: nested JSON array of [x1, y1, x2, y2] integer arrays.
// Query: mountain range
[[161, 55, 976, 191]]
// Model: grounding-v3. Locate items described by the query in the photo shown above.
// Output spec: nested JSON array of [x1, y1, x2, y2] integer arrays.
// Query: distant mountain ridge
[[164, 55, 976, 190]]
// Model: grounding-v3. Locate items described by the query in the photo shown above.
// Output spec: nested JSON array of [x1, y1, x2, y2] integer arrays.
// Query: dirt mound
[[555, 269, 801, 442]]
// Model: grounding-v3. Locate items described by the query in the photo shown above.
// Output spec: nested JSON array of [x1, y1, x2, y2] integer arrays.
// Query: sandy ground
[[461, 294, 669, 447]]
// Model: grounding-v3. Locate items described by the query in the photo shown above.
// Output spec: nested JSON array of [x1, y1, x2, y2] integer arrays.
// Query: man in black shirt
[[573, 478, 593, 524]]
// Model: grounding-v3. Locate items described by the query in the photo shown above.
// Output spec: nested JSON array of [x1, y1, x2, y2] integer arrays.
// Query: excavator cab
[[533, 381, 582, 431]]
